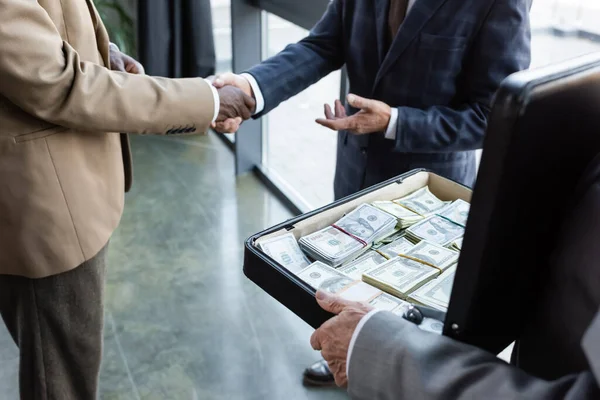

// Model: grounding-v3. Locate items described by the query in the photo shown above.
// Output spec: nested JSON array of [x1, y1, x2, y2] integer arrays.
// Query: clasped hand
[[210, 73, 256, 134]]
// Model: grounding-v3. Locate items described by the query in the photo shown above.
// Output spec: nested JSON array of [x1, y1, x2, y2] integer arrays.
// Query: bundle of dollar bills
[[409, 266, 457, 311], [363, 257, 440, 299], [258, 233, 311, 273], [299, 204, 397, 267], [403, 241, 459, 271], [377, 237, 415, 259], [338, 251, 388, 280], [337, 281, 407, 311], [394, 187, 448, 216], [406, 215, 465, 246], [438, 199, 470, 227], [450, 237, 463, 251], [297, 262, 355, 294], [372, 201, 422, 228]]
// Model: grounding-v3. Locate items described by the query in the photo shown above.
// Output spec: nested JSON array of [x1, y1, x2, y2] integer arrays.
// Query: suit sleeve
[[394, 0, 532, 153], [348, 311, 600, 400], [0, 0, 215, 135], [245, 0, 345, 117]]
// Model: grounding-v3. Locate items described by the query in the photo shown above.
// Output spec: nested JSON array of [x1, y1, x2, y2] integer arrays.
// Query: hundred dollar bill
[[390, 301, 412, 317], [406, 215, 464, 246], [409, 266, 457, 311], [378, 237, 415, 259], [338, 281, 382, 302], [363, 258, 439, 299], [404, 240, 459, 271], [297, 262, 355, 294], [299, 226, 365, 266], [419, 318, 445, 335], [335, 204, 398, 244], [369, 293, 406, 311], [374, 229, 407, 247], [395, 187, 447, 216], [338, 252, 388, 281], [372, 201, 423, 228], [438, 199, 470, 226], [258, 233, 311, 273], [450, 237, 464, 251]]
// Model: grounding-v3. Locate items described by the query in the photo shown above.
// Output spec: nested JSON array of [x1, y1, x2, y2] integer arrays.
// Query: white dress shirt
[[242, 0, 416, 139]]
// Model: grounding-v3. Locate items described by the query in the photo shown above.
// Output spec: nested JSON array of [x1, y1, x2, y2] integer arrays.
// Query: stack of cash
[[363, 257, 439, 299], [409, 266, 457, 311], [372, 229, 405, 249], [377, 237, 415, 259], [450, 237, 463, 251], [390, 300, 412, 317], [438, 199, 470, 227], [337, 281, 406, 311], [299, 204, 397, 267], [338, 252, 388, 280], [394, 187, 448, 216], [403, 241, 459, 271], [258, 233, 311, 273], [405, 215, 465, 246], [372, 201, 422, 228], [297, 262, 355, 294]]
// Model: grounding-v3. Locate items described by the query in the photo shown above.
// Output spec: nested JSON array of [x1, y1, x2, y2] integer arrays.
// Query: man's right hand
[[213, 73, 253, 98], [213, 85, 256, 133]]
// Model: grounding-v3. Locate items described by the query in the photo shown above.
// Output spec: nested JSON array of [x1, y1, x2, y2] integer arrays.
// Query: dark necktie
[[388, 0, 409, 45]]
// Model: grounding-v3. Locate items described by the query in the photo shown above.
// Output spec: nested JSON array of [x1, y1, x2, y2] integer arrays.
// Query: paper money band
[[434, 214, 466, 229], [390, 200, 425, 217], [374, 250, 443, 273], [331, 224, 369, 247], [396, 254, 442, 273]]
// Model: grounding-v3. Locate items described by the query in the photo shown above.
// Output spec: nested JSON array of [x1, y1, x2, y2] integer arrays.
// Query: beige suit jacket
[[0, 0, 216, 278]]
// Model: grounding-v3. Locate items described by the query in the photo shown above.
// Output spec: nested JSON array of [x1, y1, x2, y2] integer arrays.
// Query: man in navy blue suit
[[215, 0, 531, 386]]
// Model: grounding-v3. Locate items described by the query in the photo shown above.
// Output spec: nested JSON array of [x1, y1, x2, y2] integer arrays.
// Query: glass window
[[262, 13, 340, 209]]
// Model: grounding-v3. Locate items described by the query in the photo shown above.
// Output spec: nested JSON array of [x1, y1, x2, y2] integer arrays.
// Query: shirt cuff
[[204, 79, 220, 123], [384, 108, 399, 140], [241, 73, 265, 115], [347, 309, 382, 377]]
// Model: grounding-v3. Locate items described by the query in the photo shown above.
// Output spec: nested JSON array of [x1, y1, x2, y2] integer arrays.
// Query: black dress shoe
[[303, 359, 336, 387]]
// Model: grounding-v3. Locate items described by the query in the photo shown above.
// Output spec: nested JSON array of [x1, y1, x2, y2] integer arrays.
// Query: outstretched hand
[[316, 94, 392, 135]]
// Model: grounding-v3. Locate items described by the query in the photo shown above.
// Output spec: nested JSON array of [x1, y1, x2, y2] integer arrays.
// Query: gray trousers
[[0, 245, 107, 400]]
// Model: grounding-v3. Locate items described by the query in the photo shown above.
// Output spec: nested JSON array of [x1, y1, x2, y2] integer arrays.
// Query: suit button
[[186, 128, 194, 133], [166, 129, 173, 135], [361, 149, 367, 155]]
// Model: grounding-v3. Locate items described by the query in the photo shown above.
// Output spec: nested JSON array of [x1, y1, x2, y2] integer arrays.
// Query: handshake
[[210, 73, 257, 134], [211, 73, 394, 136]]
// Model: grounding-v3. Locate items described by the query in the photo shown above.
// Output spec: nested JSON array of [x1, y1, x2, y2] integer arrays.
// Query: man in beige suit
[[0, 1, 254, 398]]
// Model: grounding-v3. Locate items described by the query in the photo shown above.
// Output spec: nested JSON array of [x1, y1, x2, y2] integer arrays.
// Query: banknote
[[363, 258, 440, 298], [406, 215, 464, 246], [338, 281, 382, 303], [297, 262, 355, 294], [372, 201, 423, 228], [369, 293, 406, 311], [438, 199, 470, 226], [390, 301, 412, 317], [409, 266, 457, 311], [404, 240, 459, 271], [336, 204, 398, 244], [258, 233, 311, 273], [450, 237, 464, 251], [338, 252, 388, 281], [299, 226, 364, 264], [378, 237, 415, 259], [418, 318, 445, 335], [395, 187, 447, 216]]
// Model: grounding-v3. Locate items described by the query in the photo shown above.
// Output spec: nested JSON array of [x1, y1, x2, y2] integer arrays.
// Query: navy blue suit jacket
[[247, 0, 531, 199]]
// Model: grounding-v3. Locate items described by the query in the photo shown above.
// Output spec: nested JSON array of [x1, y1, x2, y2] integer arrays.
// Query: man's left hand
[[109, 45, 145, 75], [310, 290, 374, 388], [316, 94, 392, 135]]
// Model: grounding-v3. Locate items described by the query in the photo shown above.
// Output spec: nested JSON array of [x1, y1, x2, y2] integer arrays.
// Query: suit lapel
[[373, 0, 449, 90], [374, 0, 391, 65]]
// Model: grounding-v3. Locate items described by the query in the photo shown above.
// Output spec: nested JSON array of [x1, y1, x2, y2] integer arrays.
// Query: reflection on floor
[[0, 134, 348, 400]]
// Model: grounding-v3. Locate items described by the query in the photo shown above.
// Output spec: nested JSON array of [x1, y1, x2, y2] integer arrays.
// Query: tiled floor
[[0, 134, 348, 400]]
